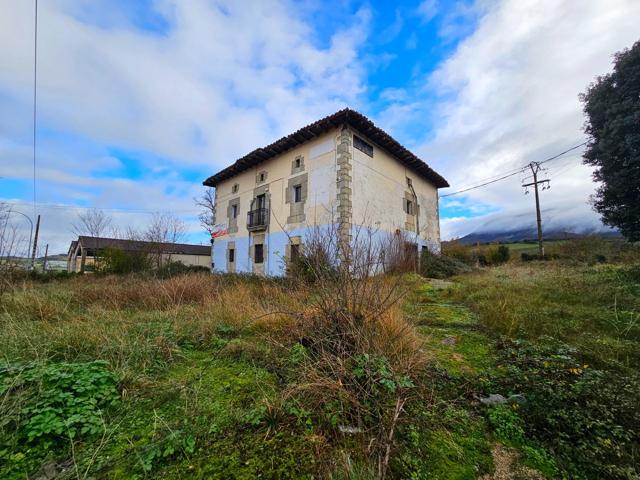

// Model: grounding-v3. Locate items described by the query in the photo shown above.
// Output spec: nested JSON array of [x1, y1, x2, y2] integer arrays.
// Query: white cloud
[[0, 0, 372, 253], [412, 0, 640, 239], [0, 0, 370, 167], [417, 0, 438, 24]]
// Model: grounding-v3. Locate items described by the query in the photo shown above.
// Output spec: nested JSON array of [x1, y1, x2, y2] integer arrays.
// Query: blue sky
[[1, 0, 638, 253]]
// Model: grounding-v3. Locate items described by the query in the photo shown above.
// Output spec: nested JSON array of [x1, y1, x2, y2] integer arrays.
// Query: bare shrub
[[442, 239, 475, 264], [380, 230, 418, 273], [279, 223, 426, 478], [0, 204, 31, 293]]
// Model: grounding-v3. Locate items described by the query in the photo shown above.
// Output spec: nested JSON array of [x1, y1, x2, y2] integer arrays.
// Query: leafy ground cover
[[447, 261, 640, 479]]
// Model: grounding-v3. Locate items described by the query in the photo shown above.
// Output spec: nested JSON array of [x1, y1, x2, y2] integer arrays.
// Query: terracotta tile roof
[[203, 108, 449, 188], [73, 236, 210, 256]]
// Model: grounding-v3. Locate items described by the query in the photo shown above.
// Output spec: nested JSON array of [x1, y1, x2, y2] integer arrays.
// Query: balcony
[[247, 208, 269, 231]]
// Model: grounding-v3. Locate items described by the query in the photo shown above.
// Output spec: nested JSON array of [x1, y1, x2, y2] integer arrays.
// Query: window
[[228, 248, 235, 263], [406, 177, 412, 187], [294, 157, 301, 168], [232, 183, 239, 194], [293, 184, 302, 203], [406, 199, 414, 215], [254, 244, 264, 264], [290, 243, 300, 263], [353, 135, 373, 157], [259, 173, 265, 182], [231, 204, 238, 219]]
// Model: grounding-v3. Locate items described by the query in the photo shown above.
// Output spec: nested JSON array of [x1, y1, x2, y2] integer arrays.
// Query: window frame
[[406, 199, 414, 215], [353, 135, 374, 157], [254, 244, 264, 264], [293, 184, 302, 203], [231, 204, 238, 219]]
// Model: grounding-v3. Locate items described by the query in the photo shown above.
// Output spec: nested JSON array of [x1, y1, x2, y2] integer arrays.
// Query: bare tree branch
[[194, 188, 216, 236]]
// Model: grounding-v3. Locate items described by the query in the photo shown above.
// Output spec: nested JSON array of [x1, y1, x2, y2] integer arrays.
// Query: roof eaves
[[203, 108, 448, 189]]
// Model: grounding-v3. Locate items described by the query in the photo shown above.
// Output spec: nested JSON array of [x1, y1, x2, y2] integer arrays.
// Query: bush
[[277, 224, 427, 477], [520, 252, 556, 262], [420, 250, 472, 278], [489, 337, 640, 479], [156, 261, 209, 279], [443, 241, 512, 267], [488, 245, 510, 264], [441, 240, 474, 264], [547, 237, 640, 265], [99, 247, 149, 274]]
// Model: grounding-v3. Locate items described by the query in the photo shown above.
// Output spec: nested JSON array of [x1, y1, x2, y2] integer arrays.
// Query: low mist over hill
[[448, 207, 618, 244]]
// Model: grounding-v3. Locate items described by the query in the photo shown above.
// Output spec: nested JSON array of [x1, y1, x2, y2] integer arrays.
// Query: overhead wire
[[440, 141, 587, 198]]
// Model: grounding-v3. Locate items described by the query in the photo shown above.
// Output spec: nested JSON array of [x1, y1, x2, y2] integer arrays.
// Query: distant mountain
[[455, 227, 621, 245]]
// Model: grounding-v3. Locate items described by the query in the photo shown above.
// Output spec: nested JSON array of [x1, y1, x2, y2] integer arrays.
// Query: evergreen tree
[[581, 40, 640, 241]]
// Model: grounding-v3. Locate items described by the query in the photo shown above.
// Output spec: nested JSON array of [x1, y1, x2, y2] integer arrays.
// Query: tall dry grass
[[274, 224, 429, 479], [0, 273, 305, 379]]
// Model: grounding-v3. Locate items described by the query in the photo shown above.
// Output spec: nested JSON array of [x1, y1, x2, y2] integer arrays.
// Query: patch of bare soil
[[480, 444, 544, 480]]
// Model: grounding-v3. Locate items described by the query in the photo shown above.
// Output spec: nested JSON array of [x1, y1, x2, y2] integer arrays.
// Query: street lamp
[[6, 209, 34, 269]]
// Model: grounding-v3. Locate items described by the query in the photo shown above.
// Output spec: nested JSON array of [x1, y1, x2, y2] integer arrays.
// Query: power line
[[441, 170, 523, 197], [442, 164, 527, 192], [440, 141, 587, 198], [538, 141, 587, 165], [33, 0, 38, 220]]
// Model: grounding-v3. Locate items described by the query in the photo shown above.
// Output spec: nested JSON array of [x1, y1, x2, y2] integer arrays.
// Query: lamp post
[[7, 209, 34, 269]]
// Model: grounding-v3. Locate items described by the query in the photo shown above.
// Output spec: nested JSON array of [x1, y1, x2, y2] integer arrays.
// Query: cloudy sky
[[1, 0, 638, 254]]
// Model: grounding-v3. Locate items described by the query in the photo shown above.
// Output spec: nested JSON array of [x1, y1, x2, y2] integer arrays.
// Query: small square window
[[353, 135, 373, 157], [231, 204, 238, 219], [293, 184, 302, 203], [254, 244, 264, 264], [232, 183, 239, 194], [406, 177, 412, 187], [294, 157, 301, 168], [228, 248, 235, 263], [406, 199, 414, 215]]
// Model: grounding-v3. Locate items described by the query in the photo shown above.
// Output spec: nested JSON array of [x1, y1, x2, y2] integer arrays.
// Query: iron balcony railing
[[247, 208, 269, 231]]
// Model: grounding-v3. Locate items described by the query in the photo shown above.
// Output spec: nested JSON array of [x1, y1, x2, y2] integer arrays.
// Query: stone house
[[203, 108, 449, 276]]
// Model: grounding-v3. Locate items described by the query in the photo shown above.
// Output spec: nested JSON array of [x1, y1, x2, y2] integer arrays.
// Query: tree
[[581, 40, 640, 241], [195, 188, 216, 236], [72, 208, 113, 271], [72, 208, 112, 239], [143, 212, 187, 268]]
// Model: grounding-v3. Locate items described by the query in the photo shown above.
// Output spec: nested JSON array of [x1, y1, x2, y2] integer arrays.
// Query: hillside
[[455, 227, 621, 245]]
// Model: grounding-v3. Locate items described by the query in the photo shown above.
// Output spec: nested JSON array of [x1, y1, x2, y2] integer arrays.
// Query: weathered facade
[[203, 109, 448, 276]]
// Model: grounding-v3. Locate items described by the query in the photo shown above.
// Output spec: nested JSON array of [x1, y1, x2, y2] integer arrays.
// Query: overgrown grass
[[447, 260, 640, 479], [0, 269, 436, 479], [3, 257, 637, 478], [446, 262, 640, 368]]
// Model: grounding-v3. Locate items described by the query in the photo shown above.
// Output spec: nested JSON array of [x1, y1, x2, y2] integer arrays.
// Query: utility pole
[[30, 214, 40, 269], [522, 162, 549, 257]]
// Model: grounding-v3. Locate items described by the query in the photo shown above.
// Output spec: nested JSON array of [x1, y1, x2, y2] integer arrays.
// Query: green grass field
[[1, 259, 638, 479]]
